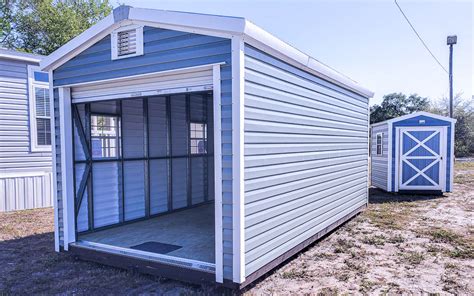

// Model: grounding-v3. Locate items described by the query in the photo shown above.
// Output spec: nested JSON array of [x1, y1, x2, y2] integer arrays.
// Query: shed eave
[[40, 6, 374, 98], [372, 111, 457, 127], [0, 49, 43, 63]]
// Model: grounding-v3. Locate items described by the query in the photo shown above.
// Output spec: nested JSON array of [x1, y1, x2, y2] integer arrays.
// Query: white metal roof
[[40, 6, 374, 98], [0, 48, 43, 63], [371, 111, 457, 127]]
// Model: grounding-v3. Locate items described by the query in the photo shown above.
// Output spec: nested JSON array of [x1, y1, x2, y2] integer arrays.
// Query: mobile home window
[[376, 133, 383, 156], [28, 65, 51, 151], [190, 122, 207, 154], [91, 115, 120, 159]]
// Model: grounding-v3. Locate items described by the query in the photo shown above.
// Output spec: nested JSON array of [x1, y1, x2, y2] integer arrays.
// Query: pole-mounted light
[[447, 35, 457, 118]]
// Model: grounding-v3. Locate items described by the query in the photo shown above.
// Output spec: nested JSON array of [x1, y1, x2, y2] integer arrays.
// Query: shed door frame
[[395, 126, 447, 191], [58, 63, 224, 282]]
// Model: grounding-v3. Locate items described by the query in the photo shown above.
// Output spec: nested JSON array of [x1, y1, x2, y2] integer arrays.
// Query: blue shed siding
[[243, 45, 369, 276], [390, 115, 452, 192], [53, 27, 233, 278]]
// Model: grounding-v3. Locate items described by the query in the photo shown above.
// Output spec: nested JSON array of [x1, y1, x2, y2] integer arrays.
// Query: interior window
[[190, 122, 207, 154], [376, 133, 383, 156], [91, 115, 120, 159]]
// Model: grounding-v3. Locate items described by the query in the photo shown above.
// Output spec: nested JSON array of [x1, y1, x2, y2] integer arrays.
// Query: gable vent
[[112, 25, 144, 60], [117, 29, 137, 56]]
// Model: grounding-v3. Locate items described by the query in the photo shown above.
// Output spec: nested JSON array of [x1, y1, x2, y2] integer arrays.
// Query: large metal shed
[[41, 6, 373, 288], [371, 111, 456, 193]]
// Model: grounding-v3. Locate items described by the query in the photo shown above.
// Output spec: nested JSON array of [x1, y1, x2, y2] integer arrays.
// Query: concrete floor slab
[[79, 203, 215, 263]]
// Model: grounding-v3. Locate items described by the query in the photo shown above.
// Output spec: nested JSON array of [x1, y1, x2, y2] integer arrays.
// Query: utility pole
[[447, 35, 457, 118]]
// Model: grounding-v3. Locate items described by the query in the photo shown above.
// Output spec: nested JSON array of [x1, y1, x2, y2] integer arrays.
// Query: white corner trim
[[387, 122, 393, 191], [231, 36, 245, 284], [450, 122, 455, 192], [49, 70, 59, 252], [213, 64, 224, 283], [366, 100, 370, 204], [59, 87, 75, 250], [27, 65, 52, 152], [111, 24, 144, 60], [394, 127, 400, 192]]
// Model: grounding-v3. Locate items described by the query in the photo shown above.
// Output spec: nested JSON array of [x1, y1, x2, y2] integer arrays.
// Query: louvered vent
[[117, 29, 137, 56]]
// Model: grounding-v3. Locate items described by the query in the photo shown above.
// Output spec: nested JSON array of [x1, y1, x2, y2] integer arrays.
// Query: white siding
[[370, 123, 389, 190], [243, 45, 369, 276], [0, 57, 53, 212]]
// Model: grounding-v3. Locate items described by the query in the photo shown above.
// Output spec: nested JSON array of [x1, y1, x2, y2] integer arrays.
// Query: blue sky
[[119, 0, 473, 105]]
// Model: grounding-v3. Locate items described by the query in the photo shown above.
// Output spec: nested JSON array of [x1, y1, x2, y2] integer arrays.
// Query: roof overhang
[[0, 48, 43, 63], [41, 6, 374, 98]]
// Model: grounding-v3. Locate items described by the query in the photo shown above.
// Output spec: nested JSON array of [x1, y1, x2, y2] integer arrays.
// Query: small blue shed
[[371, 111, 456, 193]]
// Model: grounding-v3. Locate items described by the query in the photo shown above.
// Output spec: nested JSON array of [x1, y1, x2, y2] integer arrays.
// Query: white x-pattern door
[[398, 127, 445, 190]]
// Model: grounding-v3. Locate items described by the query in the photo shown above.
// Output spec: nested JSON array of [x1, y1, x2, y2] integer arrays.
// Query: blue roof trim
[[113, 5, 131, 23]]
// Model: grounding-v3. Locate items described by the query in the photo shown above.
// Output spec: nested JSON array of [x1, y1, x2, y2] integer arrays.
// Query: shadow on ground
[[0, 231, 233, 295], [369, 187, 445, 204]]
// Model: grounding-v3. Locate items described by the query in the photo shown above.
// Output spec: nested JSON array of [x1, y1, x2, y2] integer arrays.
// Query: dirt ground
[[0, 162, 472, 295]]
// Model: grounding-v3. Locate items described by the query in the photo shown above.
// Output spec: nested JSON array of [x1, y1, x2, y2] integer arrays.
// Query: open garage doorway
[[71, 92, 216, 270]]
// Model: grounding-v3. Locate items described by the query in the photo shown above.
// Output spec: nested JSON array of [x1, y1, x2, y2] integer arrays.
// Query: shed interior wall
[[73, 94, 214, 232]]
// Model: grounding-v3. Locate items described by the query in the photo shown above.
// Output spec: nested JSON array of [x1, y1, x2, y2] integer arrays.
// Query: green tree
[[0, 0, 112, 55], [430, 94, 474, 157], [370, 93, 430, 124]]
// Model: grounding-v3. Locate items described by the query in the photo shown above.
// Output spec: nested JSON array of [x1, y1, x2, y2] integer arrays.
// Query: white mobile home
[[371, 112, 456, 193], [41, 6, 373, 287], [0, 49, 53, 212]]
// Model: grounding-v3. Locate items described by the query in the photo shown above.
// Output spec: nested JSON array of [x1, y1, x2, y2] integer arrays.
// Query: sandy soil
[[0, 162, 472, 295]]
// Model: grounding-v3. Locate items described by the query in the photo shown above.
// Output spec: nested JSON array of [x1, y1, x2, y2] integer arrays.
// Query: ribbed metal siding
[[0, 57, 53, 212], [243, 45, 369, 276], [53, 27, 233, 278], [371, 123, 389, 190], [0, 172, 53, 211]]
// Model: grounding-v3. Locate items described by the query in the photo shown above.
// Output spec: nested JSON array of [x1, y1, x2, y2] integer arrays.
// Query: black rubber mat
[[130, 242, 182, 254]]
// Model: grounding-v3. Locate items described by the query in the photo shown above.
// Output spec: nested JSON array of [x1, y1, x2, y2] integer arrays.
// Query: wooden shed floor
[[79, 203, 215, 263]]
